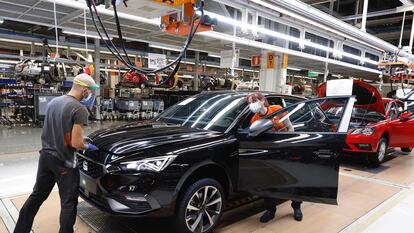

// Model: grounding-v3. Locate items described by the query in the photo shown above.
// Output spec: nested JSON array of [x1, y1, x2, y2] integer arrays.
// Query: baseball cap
[[73, 73, 100, 89]]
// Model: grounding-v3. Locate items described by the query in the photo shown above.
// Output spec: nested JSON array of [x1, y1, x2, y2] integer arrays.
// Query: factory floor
[[1, 124, 414, 233]]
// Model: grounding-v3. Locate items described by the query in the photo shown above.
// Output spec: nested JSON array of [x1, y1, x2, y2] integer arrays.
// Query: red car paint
[[319, 81, 414, 153], [345, 98, 414, 153]]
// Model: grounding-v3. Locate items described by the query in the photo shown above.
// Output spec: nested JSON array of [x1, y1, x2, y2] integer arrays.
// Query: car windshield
[[154, 93, 247, 132], [326, 106, 384, 121]]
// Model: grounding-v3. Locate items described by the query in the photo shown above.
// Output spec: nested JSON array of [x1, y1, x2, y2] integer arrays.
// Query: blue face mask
[[81, 93, 95, 107]]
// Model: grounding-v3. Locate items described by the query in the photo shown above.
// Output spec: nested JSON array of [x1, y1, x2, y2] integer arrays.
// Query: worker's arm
[[71, 124, 87, 150], [70, 107, 98, 151]]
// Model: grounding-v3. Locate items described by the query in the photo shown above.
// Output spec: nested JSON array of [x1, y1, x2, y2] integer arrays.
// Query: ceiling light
[[208, 54, 221, 58], [204, 11, 378, 65], [0, 59, 19, 64], [0, 18, 4, 24], [200, 31, 381, 74], [0, 38, 32, 45], [62, 29, 109, 40], [44, 0, 160, 26], [248, 0, 388, 53]]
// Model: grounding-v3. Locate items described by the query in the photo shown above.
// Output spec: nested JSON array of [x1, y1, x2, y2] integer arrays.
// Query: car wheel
[[176, 178, 224, 233], [369, 138, 388, 166], [401, 148, 413, 153]]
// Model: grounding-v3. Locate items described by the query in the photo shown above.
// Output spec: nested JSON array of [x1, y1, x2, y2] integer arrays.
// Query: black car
[[78, 91, 355, 233]]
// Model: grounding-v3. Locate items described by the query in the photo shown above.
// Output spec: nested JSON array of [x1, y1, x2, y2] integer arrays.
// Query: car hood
[[318, 80, 385, 115], [87, 121, 222, 159]]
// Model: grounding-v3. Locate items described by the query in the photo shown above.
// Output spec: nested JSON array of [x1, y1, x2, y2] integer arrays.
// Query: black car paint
[[78, 92, 348, 218], [80, 123, 239, 217]]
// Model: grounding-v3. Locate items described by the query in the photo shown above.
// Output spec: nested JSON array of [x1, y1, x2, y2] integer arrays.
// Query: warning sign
[[267, 52, 275, 69]]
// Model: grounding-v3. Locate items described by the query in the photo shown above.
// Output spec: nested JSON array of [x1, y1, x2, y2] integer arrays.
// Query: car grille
[[77, 155, 104, 178]]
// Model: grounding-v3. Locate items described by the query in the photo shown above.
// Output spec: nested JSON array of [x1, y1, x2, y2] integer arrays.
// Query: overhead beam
[[17, 0, 42, 19], [341, 7, 410, 21], [56, 9, 84, 26]]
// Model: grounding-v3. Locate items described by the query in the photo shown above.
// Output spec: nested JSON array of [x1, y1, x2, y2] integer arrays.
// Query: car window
[[240, 96, 302, 129], [283, 97, 304, 107], [389, 103, 399, 119], [266, 97, 285, 107], [264, 98, 349, 133], [155, 93, 247, 132]]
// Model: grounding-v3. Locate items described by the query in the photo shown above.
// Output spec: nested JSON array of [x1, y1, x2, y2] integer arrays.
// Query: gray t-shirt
[[41, 95, 89, 167]]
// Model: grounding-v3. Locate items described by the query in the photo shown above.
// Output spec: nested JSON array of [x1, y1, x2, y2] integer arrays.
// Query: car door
[[237, 96, 355, 205], [387, 102, 404, 147], [389, 102, 414, 148]]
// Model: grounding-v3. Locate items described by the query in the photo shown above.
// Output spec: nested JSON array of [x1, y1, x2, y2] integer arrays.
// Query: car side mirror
[[399, 111, 413, 122], [248, 119, 273, 137]]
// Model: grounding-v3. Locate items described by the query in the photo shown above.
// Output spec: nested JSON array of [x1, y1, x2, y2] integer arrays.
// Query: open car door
[[237, 96, 355, 205]]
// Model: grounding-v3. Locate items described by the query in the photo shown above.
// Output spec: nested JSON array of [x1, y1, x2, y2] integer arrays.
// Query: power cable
[[86, 0, 204, 86]]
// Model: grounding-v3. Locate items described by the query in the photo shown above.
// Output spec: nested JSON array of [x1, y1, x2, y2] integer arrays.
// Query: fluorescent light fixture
[[200, 31, 381, 74], [208, 54, 221, 58], [0, 59, 19, 64], [44, 0, 160, 26], [204, 11, 378, 65], [248, 0, 411, 58], [149, 44, 182, 52], [63, 29, 109, 40], [0, 38, 32, 45], [288, 67, 302, 71]]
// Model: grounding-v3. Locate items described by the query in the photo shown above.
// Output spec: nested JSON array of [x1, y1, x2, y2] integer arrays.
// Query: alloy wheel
[[185, 185, 222, 233], [378, 141, 386, 162]]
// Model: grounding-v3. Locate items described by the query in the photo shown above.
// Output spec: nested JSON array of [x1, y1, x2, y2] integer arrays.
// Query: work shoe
[[259, 210, 275, 223], [291, 201, 303, 221], [293, 207, 303, 221]]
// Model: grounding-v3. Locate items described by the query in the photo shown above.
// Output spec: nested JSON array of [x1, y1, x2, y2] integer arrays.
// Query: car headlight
[[120, 155, 177, 172], [351, 127, 376, 136]]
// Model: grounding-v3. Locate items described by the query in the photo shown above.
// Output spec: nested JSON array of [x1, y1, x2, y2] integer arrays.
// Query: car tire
[[369, 138, 388, 166], [176, 178, 225, 233], [401, 148, 413, 153]]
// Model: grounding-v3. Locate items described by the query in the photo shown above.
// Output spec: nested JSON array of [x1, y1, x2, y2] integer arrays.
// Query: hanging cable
[[112, 0, 133, 66], [53, 0, 59, 59], [84, 8, 89, 57], [86, 0, 204, 81]]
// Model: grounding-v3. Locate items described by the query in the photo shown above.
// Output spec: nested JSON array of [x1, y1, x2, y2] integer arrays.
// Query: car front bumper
[[77, 155, 177, 217], [344, 134, 378, 153]]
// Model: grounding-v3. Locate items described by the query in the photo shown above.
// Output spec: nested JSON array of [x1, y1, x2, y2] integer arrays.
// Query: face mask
[[81, 92, 95, 107], [249, 101, 261, 113]]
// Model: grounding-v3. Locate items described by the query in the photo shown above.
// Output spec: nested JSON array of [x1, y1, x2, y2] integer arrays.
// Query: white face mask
[[249, 101, 261, 113]]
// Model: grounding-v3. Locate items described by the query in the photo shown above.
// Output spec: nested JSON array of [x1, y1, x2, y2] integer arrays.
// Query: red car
[[319, 80, 414, 165]]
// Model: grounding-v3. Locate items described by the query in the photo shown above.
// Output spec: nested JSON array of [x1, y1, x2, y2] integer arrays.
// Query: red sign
[[251, 55, 261, 67]]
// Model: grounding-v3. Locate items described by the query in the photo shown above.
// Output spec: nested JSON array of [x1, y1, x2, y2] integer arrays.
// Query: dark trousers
[[14, 151, 80, 233], [264, 198, 302, 212]]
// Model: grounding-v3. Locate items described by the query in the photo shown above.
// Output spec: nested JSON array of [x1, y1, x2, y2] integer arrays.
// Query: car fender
[[171, 160, 234, 209]]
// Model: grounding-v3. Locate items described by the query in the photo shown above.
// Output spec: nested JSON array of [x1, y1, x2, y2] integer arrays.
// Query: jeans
[[14, 151, 80, 233]]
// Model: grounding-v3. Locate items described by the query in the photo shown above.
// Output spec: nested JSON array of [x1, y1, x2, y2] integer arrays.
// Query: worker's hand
[[85, 143, 99, 151]]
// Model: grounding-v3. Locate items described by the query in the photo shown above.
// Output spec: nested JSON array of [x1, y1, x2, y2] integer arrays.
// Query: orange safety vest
[[250, 105, 286, 131]]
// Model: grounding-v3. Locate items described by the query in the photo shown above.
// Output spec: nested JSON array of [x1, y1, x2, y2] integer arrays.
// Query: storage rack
[[0, 78, 63, 127], [0, 79, 35, 127]]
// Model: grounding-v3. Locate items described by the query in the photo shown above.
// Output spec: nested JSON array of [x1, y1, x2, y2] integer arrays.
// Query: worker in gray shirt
[[14, 74, 99, 233]]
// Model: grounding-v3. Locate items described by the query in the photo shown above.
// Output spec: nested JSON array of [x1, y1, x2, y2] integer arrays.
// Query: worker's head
[[72, 73, 99, 100], [246, 92, 269, 115]]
